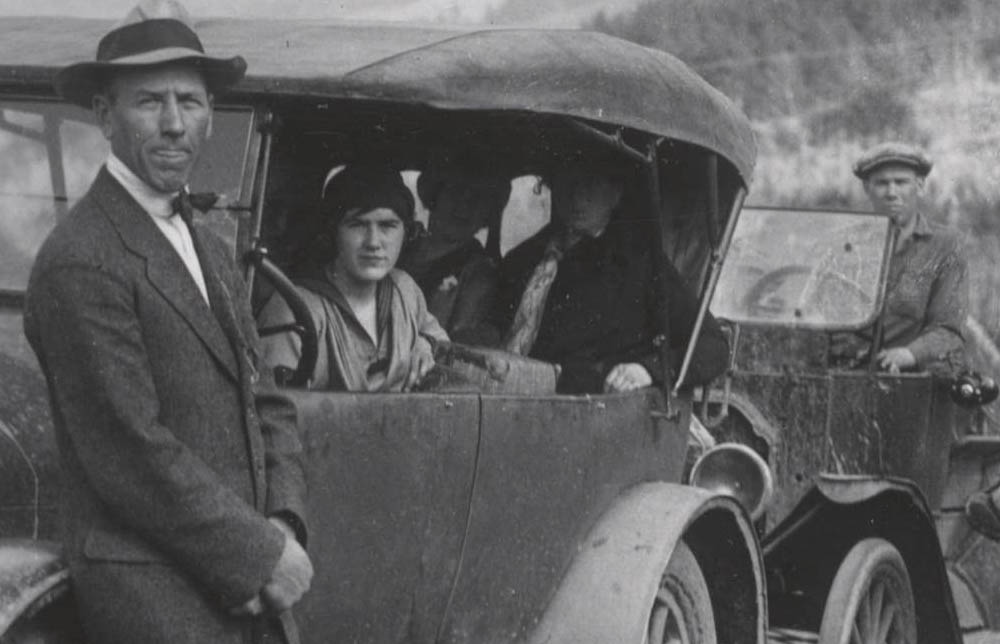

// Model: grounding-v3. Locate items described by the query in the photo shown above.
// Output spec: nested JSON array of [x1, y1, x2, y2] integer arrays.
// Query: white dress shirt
[[105, 154, 210, 305]]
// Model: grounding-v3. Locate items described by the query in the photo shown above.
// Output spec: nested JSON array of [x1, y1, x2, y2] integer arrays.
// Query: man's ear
[[92, 94, 114, 141], [861, 177, 876, 199], [205, 93, 215, 139], [915, 176, 926, 192]]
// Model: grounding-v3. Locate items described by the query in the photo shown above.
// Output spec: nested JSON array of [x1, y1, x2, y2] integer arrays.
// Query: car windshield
[[710, 207, 892, 329]]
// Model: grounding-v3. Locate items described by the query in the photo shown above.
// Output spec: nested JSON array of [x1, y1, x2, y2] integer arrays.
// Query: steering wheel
[[800, 270, 873, 320], [741, 265, 810, 318], [246, 247, 319, 388], [743, 265, 873, 321]]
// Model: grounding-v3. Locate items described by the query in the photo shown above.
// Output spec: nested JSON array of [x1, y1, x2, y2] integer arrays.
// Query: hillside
[[0, 0, 643, 26], [485, 0, 642, 26], [590, 0, 1000, 341]]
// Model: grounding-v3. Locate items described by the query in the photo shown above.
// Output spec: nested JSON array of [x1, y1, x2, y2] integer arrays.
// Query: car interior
[[249, 100, 744, 394]]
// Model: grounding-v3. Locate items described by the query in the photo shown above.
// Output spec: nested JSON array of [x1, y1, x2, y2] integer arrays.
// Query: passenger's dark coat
[[494, 219, 729, 394], [23, 169, 306, 643]]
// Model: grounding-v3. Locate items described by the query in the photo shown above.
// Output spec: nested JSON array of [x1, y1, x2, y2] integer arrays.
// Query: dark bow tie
[[171, 190, 220, 225]]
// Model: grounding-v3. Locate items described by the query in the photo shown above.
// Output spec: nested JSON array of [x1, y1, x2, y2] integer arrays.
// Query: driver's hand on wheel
[[604, 363, 652, 393], [404, 336, 436, 391], [829, 332, 868, 367], [876, 347, 916, 374]]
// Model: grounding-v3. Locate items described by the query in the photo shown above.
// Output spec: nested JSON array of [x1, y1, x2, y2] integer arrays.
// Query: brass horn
[[689, 442, 774, 521]]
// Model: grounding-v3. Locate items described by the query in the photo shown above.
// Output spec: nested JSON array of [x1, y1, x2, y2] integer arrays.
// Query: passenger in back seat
[[492, 157, 730, 394], [399, 149, 510, 345]]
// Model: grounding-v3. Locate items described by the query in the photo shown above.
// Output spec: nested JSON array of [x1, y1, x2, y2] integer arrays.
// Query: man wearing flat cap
[[832, 142, 968, 375], [23, 2, 312, 642]]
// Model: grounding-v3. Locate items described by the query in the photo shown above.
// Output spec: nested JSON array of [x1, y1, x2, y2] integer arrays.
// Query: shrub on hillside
[[808, 85, 927, 145]]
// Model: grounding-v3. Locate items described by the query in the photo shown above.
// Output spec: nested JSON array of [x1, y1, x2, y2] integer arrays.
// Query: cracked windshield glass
[[711, 207, 892, 329]]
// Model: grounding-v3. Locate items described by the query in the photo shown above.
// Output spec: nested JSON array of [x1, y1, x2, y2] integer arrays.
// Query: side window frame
[[0, 95, 259, 300], [0, 95, 105, 301]]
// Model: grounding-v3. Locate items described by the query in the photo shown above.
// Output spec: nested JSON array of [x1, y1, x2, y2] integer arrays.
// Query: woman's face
[[332, 207, 406, 285]]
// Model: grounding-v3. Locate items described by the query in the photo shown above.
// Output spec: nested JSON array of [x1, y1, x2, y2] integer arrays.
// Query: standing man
[[834, 142, 968, 375], [23, 2, 312, 642]]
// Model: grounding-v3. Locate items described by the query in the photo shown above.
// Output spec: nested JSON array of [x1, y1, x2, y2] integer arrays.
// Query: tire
[[818, 538, 917, 644], [646, 540, 717, 644], [2, 588, 84, 644]]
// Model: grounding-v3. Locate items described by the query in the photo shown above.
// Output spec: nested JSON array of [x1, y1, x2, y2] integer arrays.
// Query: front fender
[[762, 475, 961, 644], [0, 539, 70, 636], [526, 482, 766, 644]]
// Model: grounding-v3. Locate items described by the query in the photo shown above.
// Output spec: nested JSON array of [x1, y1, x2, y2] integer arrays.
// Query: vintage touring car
[[0, 12, 996, 644], [0, 15, 763, 644]]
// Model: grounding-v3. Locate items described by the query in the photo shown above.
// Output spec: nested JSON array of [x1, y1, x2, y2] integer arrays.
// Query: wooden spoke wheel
[[818, 538, 917, 644], [646, 541, 717, 644]]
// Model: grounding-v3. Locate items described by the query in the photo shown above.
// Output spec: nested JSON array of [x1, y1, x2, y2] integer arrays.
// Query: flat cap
[[853, 142, 933, 180]]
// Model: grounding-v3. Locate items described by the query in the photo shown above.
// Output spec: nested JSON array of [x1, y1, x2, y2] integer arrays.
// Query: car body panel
[[283, 389, 695, 644], [725, 368, 967, 529], [442, 391, 687, 642], [287, 391, 479, 643], [527, 484, 765, 644], [0, 353, 57, 540]]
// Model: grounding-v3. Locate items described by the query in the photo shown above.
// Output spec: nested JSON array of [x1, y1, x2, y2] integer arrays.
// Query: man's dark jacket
[[23, 169, 307, 643], [494, 220, 729, 394]]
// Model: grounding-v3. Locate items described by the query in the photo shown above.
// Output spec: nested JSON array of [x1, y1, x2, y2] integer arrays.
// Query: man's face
[[862, 164, 924, 228], [427, 177, 505, 243], [94, 65, 213, 193], [550, 167, 623, 237]]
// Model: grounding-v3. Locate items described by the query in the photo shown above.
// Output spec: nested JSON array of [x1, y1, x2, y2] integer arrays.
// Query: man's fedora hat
[[55, 0, 247, 109], [853, 142, 933, 180]]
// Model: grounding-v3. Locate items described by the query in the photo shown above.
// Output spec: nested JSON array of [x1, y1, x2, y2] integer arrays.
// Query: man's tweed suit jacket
[[24, 167, 306, 642]]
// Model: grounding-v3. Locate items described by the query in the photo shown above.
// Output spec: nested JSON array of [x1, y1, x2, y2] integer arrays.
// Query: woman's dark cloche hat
[[322, 164, 416, 226], [55, 0, 247, 109], [853, 142, 933, 180]]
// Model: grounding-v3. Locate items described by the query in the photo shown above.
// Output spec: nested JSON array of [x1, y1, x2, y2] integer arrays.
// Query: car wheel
[[2, 587, 83, 644], [818, 538, 917, 644], [646, 540, 717, 644]]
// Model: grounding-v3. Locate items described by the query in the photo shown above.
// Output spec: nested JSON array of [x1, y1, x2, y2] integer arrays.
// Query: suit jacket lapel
[[91, 169, 240, 382], [194, 227, 257, 385]]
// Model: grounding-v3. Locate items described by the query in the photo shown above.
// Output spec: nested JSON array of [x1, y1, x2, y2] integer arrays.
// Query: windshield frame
[[709, 205, 895, 332]]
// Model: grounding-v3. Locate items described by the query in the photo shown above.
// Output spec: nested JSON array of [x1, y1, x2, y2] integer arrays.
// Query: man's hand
[[876, 347, 917, 374], [404, 336, 436, 391], [260, 519, 313, 613], [829, 332, 868, 368], [603, 363, 653, 393], [228, 518, 310, 618]]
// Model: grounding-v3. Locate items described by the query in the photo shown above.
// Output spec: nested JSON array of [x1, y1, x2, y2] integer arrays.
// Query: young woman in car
[[258, 164, 448, 391]]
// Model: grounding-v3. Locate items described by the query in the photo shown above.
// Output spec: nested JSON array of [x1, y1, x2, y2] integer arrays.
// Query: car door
[[440, 390, 687, 642], [287, 390, 480, 644]]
